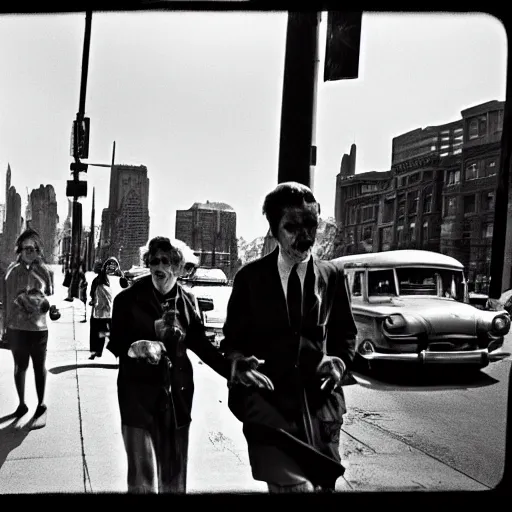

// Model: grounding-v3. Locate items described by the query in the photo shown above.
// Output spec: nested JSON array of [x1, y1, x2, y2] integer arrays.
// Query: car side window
[[368, 269, 396, 296], [352, 271, 363, 297]]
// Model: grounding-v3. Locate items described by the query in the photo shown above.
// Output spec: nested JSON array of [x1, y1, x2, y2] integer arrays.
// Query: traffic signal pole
[[277, 12, 321, 190], [69, 11, 92, 272]]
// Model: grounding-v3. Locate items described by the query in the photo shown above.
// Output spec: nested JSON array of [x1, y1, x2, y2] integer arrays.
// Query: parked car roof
[[331, 250, 464, 270]]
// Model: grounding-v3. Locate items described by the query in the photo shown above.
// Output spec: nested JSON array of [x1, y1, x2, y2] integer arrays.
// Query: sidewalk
[[0, 280, 489, 494]]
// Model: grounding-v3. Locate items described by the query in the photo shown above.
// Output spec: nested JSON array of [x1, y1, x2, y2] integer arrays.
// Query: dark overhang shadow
[[49, 363, 118, 374]]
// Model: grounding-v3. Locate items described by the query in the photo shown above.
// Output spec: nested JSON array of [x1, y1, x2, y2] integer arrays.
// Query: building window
[[465, 163, 478, 181], [446, 169, 460, 186], [463, 194, 476, 214], [409, 222, 416, 242], [482, 222, 493, 239], [397, 194, 405, 218], [468, 115, 487, 140], [462, 220, 471, 242], [444, 196, 457, 217], [397, 176, 405, 187], [409, 173, 420, 184], [486, 159, 497, 176], [423, 187, 433, 213], [482, 191, 495, 211], [397, 225, 404, 246], [362, 225, 372, 241], [408, 190, 419, 214], [380, 226, 393, 251], [361, 205, 375, 222], [468, 119, 479, 140], [422, 221, 429, 244], [423, 171, 433, 181], [382, 198, 394, 223], [347, 206, 357, 225], [361, 183, 378, 193]]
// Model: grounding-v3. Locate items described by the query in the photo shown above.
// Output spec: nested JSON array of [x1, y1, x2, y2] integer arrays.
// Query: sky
[[0, 11, 508, 244]]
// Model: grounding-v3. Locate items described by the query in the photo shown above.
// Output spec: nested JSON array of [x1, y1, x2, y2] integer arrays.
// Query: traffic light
[[72, 117, 90, 159], [70, 161, 89, 173]]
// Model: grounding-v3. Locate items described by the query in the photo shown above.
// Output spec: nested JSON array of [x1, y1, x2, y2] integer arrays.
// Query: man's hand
[[317, 355, 346, 394], [230, 355, 274, 391]]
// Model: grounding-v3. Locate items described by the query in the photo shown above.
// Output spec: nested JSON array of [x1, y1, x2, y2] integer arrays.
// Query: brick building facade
[[335, 100, 504, 293], [97, 164, 150, 270], [175, 201, 238, 279]]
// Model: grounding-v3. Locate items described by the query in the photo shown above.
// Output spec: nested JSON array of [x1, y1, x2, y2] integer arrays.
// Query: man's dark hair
[[262, 181, 320, 237], [15, 228, 44, 256]]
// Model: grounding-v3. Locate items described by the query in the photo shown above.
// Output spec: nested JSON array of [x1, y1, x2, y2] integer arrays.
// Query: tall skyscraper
[[98, 164, 150, 269], [29, 184, 60, 263]]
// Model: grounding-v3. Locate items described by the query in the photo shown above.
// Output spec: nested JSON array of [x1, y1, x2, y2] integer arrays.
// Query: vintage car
[[331, 250, 511, 369]]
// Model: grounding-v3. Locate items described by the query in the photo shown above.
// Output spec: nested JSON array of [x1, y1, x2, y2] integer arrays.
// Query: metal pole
[[309, 12, 321, 193], [71, 11, 92, 272], [277, 12, 320, 188]]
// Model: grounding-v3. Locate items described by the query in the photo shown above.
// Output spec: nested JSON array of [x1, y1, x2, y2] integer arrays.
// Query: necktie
[[287, 264, 302, 334]]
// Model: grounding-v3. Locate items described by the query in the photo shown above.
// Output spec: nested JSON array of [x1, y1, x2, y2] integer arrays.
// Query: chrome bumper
[[361, 348, 511, 365]]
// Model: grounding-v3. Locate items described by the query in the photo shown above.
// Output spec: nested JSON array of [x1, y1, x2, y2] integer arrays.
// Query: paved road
[[344, 336, 512, 489]]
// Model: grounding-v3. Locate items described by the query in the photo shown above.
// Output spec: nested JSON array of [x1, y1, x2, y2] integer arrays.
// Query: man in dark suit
[[221, 181, 358, 493]]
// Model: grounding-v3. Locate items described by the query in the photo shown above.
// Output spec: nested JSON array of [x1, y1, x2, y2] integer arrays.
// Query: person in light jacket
[[88, 260, 113, 360]]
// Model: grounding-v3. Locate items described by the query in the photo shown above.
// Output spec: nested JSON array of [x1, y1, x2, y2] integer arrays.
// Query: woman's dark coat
[[107, 275, 231, 430]]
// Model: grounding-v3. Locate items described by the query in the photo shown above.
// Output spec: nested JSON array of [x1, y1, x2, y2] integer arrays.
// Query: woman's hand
[[230, 355, 274, 391]]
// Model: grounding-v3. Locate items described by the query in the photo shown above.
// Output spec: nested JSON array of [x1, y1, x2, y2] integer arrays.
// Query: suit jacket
[[108, 275, 231, 429], [219, 248, 357, 487]]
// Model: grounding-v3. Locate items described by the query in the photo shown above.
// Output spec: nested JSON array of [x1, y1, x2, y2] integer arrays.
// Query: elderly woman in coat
[[107, 236, 233, 494]]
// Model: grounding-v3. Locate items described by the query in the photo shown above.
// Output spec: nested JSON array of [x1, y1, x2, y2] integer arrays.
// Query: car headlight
[[384, 314, 407, 331], [491, 314, 511, 335]]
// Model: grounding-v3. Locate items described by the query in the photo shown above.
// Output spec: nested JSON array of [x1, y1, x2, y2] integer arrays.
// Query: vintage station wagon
[[331, 250, 511, 369]]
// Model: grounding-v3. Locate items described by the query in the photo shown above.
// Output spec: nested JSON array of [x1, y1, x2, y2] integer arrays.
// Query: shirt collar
[[277, 246, 311, 276]]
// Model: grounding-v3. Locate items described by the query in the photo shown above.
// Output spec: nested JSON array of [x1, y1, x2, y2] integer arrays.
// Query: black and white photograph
[[0, 6, 511, 496]]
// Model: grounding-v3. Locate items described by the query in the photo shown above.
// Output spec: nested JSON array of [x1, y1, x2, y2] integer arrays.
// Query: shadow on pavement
[[0, 416, 33, 470], [48, 363, 118, 375], [353, 363, 500, 391]]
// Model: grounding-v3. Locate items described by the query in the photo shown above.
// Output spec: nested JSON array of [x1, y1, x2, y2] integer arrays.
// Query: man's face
[[149, 249, 179, 291], [20, 237, 38, 265], [275, 202, 319, 264]]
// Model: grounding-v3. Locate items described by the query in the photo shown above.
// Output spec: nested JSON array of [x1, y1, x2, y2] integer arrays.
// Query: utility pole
[[68, 11, 92, 279], [277, 12, 321, 190]]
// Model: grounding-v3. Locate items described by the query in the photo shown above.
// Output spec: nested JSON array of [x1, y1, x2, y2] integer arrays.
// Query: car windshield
[[395, 266, 465, 300]]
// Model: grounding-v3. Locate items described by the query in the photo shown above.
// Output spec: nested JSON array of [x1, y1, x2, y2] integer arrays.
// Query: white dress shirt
[[277, 248, 311, 303]]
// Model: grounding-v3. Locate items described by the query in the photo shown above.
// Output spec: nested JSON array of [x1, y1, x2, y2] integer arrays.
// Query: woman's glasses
[[149, 256, 171, 266]]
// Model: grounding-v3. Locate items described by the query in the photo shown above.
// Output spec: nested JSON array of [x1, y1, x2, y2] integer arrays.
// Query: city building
[[59, 199, 73, 267], [29, 184, 60, 263], [175, 201, 238, 279], [97, 164, 150, 270], [335, 99, 505, 293], [1, 164, 22, 268]]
